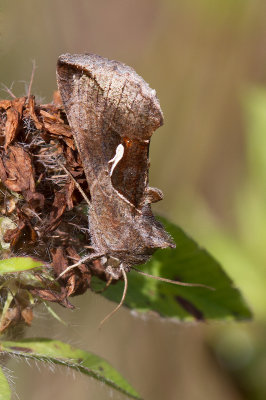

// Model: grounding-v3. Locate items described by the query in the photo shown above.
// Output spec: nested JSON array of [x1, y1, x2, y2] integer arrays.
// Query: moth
[[56, 53, 175, 277], [56, 54, 210, 323]]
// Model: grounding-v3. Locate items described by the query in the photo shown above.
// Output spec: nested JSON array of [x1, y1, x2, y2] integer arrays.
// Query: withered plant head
[[0, 92, 113, 336]]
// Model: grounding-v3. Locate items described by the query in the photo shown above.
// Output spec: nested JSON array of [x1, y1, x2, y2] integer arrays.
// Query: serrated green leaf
[[93, 218, 252, 321], [0, 367, 11, 400], [1, 338, 141, 400], [0, 257, 43, 275]]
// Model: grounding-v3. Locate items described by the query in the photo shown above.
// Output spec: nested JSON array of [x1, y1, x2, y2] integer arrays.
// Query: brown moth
[[56, 53, 175, 280]]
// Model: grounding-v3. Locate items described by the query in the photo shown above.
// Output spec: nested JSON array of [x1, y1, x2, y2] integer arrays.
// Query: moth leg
[[57, 252, 106, 279]]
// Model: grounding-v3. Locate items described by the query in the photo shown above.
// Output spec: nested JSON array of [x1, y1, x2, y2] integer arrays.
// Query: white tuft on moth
[[108, 144, 124, 176]]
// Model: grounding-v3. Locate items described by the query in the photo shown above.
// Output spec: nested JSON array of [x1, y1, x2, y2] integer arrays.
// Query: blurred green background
[[1, 0, 266, 399]]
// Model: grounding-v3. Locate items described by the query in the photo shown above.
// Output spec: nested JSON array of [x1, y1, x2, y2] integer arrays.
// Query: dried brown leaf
[[0, 100, 12, 110], [46, 191, 66, 231], [27, 95, 43, 130], [0, 158, 7, 181], [39, 109, 64, 123], [24, 191, 45, 210], [4, 107, 20, 149], [64, 137, 75, 149], [65, 146, 80, 167], [51, 246, 68, 277], [1, 146, 35, 193], [4, 97, 27, 149], [5, 197, 17, 214], [65, 180, 75, 210], [21, 307, 33, 325], [43, 120, 72, 137], [51, 247, 91, 297], [53, 90, 62, 106], [65, 247, 91, 296], [3, 221, 26, 246], [13, 97, 26, 115], [29, 287, 74, 308], [0, 307, 20, 333], [90, 258, 109, 281], [3, 211, 38, 248]]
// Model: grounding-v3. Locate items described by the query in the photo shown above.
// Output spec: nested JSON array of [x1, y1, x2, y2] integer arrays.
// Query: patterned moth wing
[[57, 53, 175, 268]]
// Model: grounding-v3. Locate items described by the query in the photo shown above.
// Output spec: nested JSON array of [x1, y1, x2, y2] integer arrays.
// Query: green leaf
[[94, 218, 252, 321], [0, 367, 11, 400], [1, 338, 141, 400], [0, 257, 43, 275]]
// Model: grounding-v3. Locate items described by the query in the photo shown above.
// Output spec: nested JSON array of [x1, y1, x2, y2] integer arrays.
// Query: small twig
[[1, 83, 16, 99], [27, 60, 36, 101]]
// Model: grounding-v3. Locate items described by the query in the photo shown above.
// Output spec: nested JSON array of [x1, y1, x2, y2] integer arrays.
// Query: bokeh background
[[1, 0, 266, 399]]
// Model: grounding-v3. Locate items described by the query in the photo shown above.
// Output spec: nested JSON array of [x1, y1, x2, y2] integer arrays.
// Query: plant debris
[[0, 92, 112, 333]]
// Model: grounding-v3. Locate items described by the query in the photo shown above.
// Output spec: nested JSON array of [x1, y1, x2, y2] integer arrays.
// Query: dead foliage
[[0, 91, 111, 332]]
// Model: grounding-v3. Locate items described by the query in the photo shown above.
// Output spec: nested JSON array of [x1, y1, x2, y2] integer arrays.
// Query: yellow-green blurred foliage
[[1, 1, 266, 399]]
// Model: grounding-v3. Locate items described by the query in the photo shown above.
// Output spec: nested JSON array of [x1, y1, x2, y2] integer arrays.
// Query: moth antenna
[[99, 266, 128, 329], [57, 252, 105, 279], [57, 161, 91, 206], [131, 267, 215, 291]]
